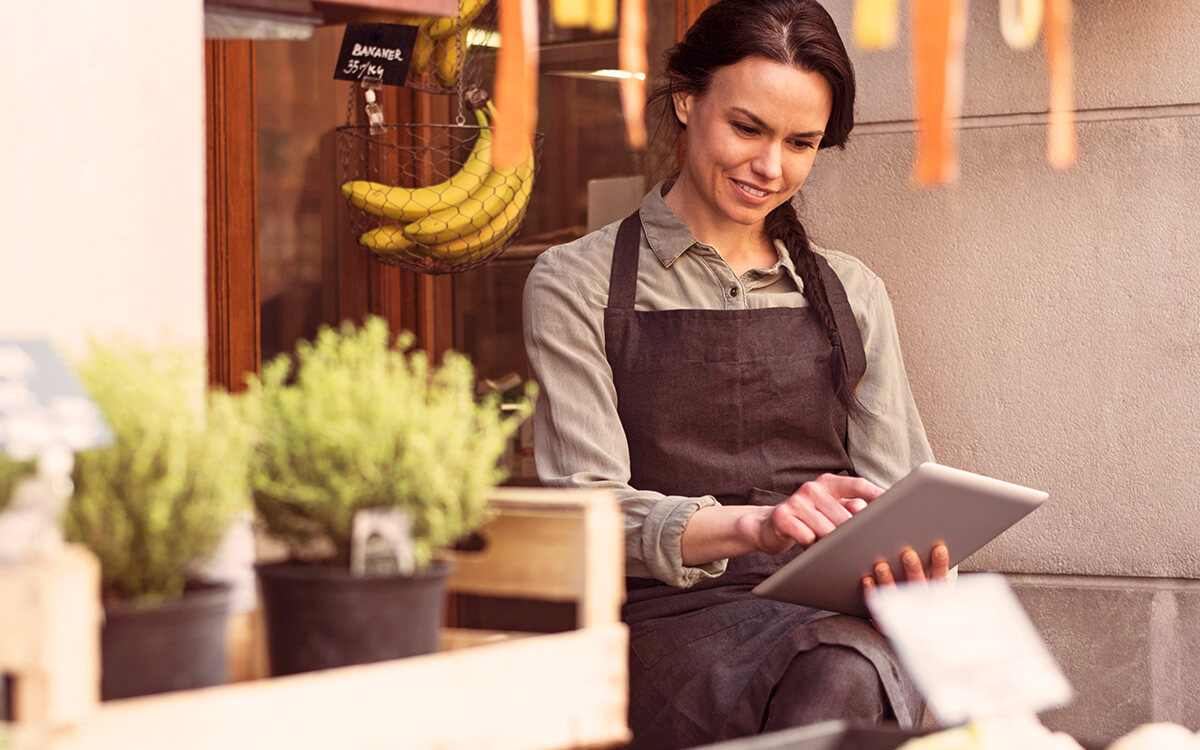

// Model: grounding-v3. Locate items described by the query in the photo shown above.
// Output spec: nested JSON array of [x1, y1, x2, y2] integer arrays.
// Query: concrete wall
[[0, 0, 207, 355], [805, 1, 1200, 737]]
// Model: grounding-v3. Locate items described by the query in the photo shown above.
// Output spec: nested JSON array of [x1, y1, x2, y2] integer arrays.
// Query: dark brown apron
[[604, 212, 921, 749]]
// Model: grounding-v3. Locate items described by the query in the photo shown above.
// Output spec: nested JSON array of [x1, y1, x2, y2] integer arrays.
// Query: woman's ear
[[672, 91, 692, 127]]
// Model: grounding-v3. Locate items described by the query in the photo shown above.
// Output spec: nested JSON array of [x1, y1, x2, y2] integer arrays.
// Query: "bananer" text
[[350, 44, 407, 61]]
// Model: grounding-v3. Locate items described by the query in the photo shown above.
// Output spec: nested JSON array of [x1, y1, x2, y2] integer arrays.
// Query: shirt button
[[729, 286, 739, 298]]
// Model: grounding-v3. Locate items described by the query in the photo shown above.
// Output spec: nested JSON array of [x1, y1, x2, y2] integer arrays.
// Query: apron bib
[[603, 212, 921, 748]]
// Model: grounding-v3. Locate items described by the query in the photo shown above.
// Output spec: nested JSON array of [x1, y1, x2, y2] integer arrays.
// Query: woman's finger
[[901, 547, 926, 583], [816, 473, 886, 502], [788, 495, 838, 538], [930, 543, 950, 579], [843, 498, 869, 514], [770, 509, 816, 549], [873, 560, 896, 587], [808, 482, 854, 527]]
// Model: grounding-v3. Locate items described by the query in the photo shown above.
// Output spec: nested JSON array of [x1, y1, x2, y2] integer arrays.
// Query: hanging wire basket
[[403, 0, 496, 95], [337, 90, 543, 274]]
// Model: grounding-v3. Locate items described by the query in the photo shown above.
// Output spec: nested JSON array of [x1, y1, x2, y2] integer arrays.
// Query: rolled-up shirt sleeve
[[848, 276, 935, 487], [522, 245, 726, 588]]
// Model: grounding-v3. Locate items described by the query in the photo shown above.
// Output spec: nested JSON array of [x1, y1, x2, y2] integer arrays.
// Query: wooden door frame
[[206, 40, 261, 392]]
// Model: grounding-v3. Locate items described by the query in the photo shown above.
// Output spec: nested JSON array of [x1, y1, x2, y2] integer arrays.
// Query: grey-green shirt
[[522, 181, 933, 588]]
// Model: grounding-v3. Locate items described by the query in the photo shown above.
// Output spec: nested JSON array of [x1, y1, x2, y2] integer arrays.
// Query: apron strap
[[607, 211, 643, 310]]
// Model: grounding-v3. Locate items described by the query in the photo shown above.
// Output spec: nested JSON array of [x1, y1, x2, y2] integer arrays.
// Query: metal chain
[[454, 0, 467, 126]]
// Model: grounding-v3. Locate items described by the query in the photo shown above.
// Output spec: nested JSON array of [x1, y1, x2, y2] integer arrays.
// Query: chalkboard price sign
[[334, 23, 421, 87]]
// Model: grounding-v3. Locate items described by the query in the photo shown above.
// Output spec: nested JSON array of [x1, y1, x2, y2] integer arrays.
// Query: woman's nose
[[751, 141, 783, 181]]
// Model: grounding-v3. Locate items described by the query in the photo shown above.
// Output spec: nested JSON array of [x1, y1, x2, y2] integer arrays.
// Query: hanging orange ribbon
[[619, 0, 647, 150], [494, 0, 539, 169], [1044, 0, 1077, 169], [911, 0, 968, 186]]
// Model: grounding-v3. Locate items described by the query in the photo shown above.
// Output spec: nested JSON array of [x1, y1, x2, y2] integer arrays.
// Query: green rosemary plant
[[248, 317, 533, 570], [64, 342, 254, 603]]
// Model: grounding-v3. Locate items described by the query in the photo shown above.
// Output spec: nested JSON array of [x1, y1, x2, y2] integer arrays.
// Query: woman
[[523, 0, 949, 746]]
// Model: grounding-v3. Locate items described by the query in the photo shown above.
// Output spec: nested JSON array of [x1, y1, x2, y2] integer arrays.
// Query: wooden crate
[[2, 487, 630, 750], [0, 545, 100, 728]]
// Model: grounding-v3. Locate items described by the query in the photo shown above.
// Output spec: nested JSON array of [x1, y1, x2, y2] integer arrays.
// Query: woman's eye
[[732, 122, 758, 135], [790, 140, 816, 151]]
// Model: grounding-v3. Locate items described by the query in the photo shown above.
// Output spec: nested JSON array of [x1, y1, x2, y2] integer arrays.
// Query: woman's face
[[673, 56, 833, 230]]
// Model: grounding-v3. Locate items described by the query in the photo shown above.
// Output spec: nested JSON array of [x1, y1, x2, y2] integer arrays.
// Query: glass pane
[[255, 28, 351, 363]]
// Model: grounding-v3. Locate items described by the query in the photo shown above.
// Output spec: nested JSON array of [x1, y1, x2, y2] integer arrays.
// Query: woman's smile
[[731, 179, 775, 202]]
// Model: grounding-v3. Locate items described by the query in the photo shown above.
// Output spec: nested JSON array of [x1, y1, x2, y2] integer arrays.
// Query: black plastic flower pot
[[100, 582, 231, 701], [256, 559, 452, 677]]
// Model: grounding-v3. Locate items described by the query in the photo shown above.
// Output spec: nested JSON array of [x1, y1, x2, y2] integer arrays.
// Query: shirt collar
[[638, 179, 807, 293], [639, 180, 699, 268], [772, 237, 806, 293]]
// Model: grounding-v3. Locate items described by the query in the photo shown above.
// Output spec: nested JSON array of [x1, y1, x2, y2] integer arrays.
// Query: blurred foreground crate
[[0, 546, 101, 729], [5, 488, 630, 750]]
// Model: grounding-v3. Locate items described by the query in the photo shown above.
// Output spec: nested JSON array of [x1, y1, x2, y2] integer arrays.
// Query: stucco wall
[[806, 1, 1200, 580], [804, 2, 1200, 735], [0, 1, 207, 354]]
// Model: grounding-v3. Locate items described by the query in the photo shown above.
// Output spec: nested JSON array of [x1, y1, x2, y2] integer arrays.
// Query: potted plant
[[248, 316, 532, 676], [64, 341, 254, 700]]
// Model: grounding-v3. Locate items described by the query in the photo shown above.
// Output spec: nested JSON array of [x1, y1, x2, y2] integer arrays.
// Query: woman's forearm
[[680, 504, 772, 566]]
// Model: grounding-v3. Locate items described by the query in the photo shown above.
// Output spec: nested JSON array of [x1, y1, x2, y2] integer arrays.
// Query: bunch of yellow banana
[[342, 103, 535, 266], [551, 0, 616, 32], [406, 0, 491, 88]]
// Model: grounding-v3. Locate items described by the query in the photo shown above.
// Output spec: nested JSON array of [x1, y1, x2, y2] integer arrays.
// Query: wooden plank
[[51, 623, 630, 750], [205, 40, 261, 392], [448, 510, 586, 602], [438, 627, 532, 651], [487, 486, 614, 512], [448, 488, 624, 612], [226, 609, 269, 683], [0, 546, 100, 726], [578, 495, 625, 629]]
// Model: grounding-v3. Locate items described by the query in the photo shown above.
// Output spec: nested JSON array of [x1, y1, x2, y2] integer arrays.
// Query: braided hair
[[764, 200, 858, 414], [648, 0, 860, 414]]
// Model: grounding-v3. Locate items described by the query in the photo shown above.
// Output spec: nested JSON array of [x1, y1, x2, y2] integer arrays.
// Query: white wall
[[0, 0, 207, 355]]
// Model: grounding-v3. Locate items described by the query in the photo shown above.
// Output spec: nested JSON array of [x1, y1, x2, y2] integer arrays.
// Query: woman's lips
[[732, 179, 773, 202]]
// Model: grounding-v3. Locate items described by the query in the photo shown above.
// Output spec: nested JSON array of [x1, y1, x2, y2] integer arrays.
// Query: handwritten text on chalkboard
[[334, 24, 420, 87]]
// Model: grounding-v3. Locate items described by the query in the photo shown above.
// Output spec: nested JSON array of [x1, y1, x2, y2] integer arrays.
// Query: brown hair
[[649, 0, 860, 413]]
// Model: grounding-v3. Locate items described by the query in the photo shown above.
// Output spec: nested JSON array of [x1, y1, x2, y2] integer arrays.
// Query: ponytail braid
[[764, 199, 860, 416]]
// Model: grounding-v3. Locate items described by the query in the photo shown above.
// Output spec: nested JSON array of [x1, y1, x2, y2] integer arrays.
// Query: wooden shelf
[[49, 624, 628, 750], [313, 0, 457, 17], [205, 0, 457, 39], [4, 487, 630, 750]]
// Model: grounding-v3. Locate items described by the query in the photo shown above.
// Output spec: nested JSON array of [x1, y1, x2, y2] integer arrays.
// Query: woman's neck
[[663, 178, 776, 275]]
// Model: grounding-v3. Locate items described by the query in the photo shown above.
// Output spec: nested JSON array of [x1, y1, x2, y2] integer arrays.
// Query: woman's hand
[[752, 474, 884, 554], [861, 543, 951, 597]]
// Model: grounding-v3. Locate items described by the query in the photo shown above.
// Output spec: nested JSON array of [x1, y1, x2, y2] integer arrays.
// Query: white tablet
[[751, 462, 1047, 617]]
